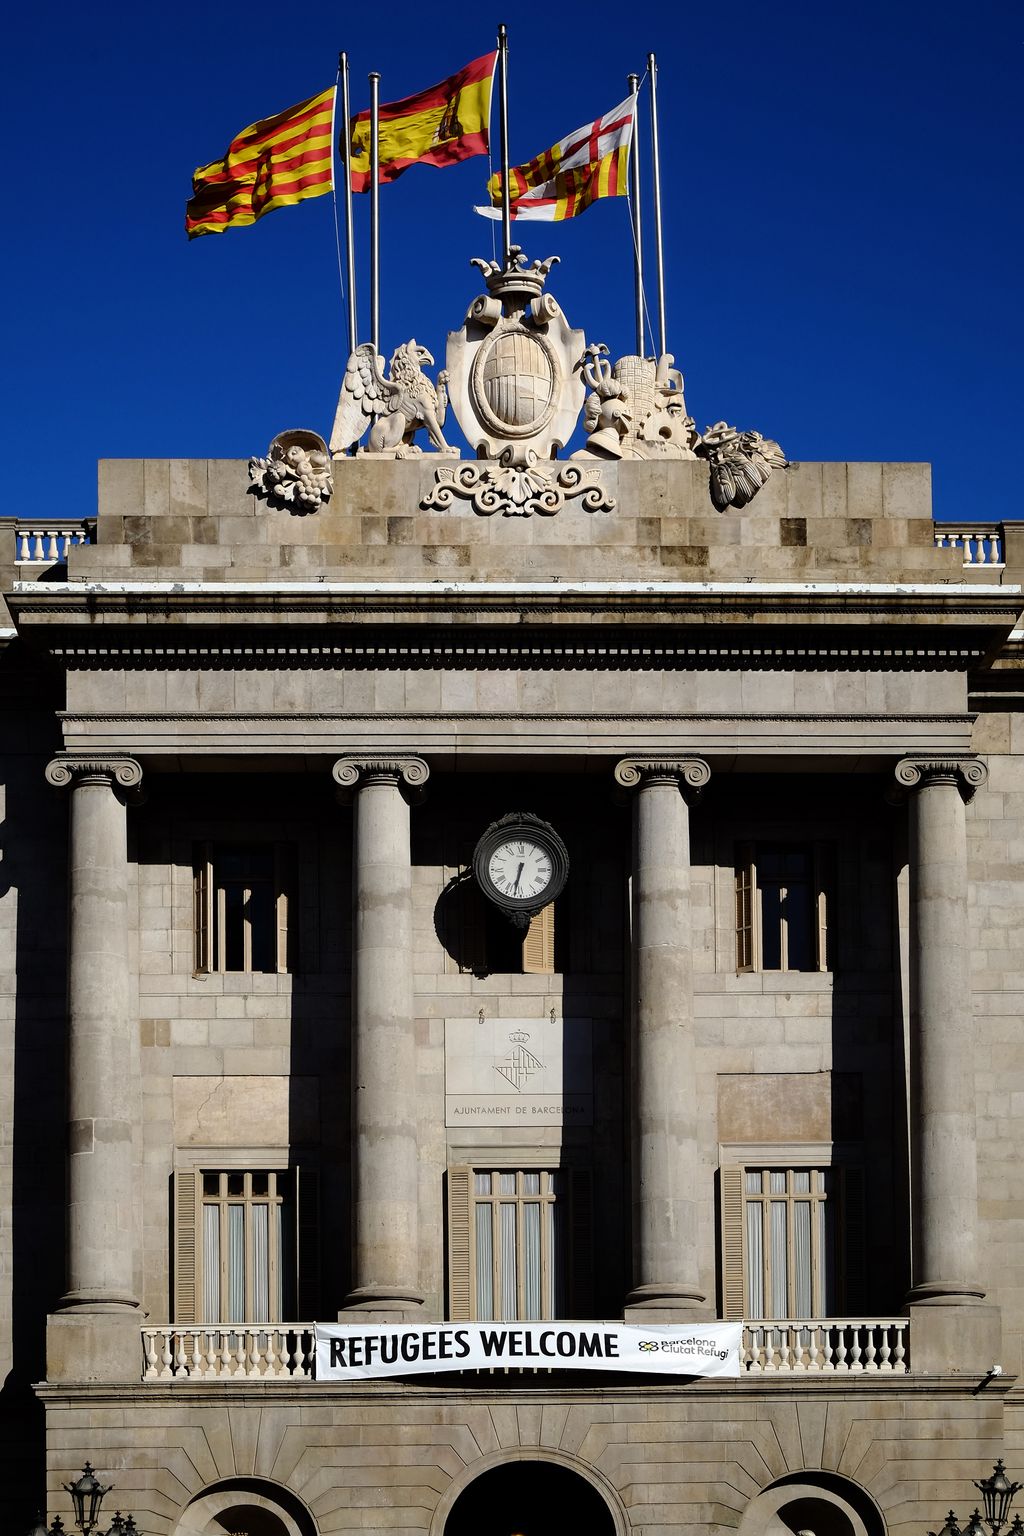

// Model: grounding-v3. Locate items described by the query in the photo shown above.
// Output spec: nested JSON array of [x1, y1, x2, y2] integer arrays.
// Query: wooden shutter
[[720, 1166, 746, 1320], [735, 844, 756, 972], [295, 1166, 320, 1320], [814, 841, 834, 971], [841, 1166, 865, 1314], [193, 844, 212, 973], [275, 842, 297, 973], [522, 903, 555, 975], [173, 1168, 202, 1323], [447, 1166, 473, 1320], [569, 1167, 594, 1318]]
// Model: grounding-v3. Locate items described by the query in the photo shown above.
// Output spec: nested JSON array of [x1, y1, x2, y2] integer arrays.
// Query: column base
[[623, 1282, 709, 1323], [338, 1285, 425, 1323], [46, 1309, 143, 1383], [907, 1298, 1001, 1375]]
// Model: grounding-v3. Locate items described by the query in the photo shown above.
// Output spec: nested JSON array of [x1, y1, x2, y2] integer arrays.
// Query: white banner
[[315, 1321, 743, 1381]]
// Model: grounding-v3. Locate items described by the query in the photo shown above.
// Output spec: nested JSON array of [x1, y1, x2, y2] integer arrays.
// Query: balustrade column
[[45, 755, 144, 1312], [615, 757, 710, 1318], [334, 756, 429, 1317], [896, 756, 988, 1306]]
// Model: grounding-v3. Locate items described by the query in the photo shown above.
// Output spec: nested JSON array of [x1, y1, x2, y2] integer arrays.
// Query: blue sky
[[4, 0, 1021, 521]]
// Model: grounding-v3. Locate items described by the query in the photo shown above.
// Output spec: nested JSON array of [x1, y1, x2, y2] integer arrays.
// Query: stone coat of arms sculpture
[[445, 248, 585, 464]]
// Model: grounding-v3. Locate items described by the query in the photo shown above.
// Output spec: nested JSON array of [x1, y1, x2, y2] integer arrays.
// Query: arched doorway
[[173, 1479, 317, 1536], [737, 1473, 887, 1536], [444, 1460, 617, 1536], [206, 1510, 288, 1536]]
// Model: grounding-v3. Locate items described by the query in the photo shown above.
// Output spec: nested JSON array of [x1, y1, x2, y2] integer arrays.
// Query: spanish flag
[[476, 95, 634, 222], [185, 87, 334, 238], [348, 51, 495, 191]]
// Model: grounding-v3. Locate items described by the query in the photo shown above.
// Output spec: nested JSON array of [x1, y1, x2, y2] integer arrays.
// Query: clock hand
[[513, 862, 524, 894]]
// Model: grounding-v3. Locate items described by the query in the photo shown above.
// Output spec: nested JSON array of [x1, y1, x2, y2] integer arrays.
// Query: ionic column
[[896, 756, 988, 1307], [45, 756, 144, 1313], [615, 757, 710, 1318], [334, 755, 429, 1317]]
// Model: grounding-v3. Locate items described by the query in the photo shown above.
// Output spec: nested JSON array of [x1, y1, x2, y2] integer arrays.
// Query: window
[[194, 842, 296, 973], [447, 1165, 592, 1321], [173, 1166, 319, 1323], [720, 1162, 863, 1321], [736, 842, 832, 972]]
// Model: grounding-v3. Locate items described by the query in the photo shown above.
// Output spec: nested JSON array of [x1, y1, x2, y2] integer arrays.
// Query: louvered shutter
[[447, 1166, 473, 1320], [522, 903, 555, 975], [735, 844, 756, 972], [720, 1166, 746, 1320], [841, 1166, 865, 1314], [569, 1167, 594, 1318], [173, 1168, 202, 1323], [295, 1166, 320, 1320]]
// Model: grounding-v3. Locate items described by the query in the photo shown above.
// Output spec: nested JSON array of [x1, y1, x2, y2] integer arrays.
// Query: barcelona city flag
[[347, 51, 496, 191], [185, 87, 335, 238], [476, 95, 634, 222]]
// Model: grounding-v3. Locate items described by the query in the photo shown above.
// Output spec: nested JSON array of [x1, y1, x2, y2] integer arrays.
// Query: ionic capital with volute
[[893, 755, 988, 802], [45, 755, 144, 799], [614, 757, 711, 801], [332, 755, 430, 799]]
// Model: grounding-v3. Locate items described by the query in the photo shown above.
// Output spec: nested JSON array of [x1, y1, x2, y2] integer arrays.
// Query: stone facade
[[1, 456, 1022, 1536]]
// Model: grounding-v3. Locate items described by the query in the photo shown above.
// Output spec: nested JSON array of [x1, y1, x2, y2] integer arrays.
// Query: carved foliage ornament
[[329, 342, 456, 459], [248, 430, 333, 512], [422, 453, 613, 518], [695, 422, 789, 512]]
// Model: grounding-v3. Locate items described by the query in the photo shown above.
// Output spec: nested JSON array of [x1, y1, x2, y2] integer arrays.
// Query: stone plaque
[[444, 1016, 592, 1127]]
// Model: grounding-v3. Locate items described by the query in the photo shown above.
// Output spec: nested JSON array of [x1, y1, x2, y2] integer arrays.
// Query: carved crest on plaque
[[445, 247, 586, 465]]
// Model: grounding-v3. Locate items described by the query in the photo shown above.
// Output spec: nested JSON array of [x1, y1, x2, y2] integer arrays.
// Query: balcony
[[141, 1317, 910, 1380]]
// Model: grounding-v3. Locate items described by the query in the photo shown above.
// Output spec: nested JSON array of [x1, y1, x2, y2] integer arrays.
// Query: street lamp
[[25, 1462, 142, 1536], [930, 1463, 1024, 1536]]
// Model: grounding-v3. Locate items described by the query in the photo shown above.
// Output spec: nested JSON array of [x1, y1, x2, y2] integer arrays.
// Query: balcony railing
[[15, 520, 94, 565], [143, 1324, 316, 1379], [143, 1318, 909, 1380], [742, 1319, 909, 1372], [934, 523, 1005, 567]]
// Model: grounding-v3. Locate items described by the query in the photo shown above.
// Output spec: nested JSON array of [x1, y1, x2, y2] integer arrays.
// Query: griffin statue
[[329, 341, 456, 459]]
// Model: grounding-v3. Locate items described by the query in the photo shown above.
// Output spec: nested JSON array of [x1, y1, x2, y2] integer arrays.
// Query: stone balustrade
[[934, 523, 1005, 566], [743, 1319, 909, 1373], [142, 1324, 316, 1379], [15, 521, 94, 564], [142, 1320, 910, 1380]]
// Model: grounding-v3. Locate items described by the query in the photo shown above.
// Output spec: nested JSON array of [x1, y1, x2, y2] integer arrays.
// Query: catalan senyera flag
[[476, 95, 634, 222], [347, 51, 496, 191], [185, 87, 334, 238]]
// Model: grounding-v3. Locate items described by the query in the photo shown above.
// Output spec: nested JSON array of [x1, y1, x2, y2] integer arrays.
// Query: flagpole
[[627, 72, 644, 356], [339, 52, 358, 355], [369, 70, 380, 352], [497, 24, 512, 268], [647, 52, 666, 358]]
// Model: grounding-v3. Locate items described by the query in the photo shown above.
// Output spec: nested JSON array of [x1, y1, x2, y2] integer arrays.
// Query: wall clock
[[472, 812, 570, 929]]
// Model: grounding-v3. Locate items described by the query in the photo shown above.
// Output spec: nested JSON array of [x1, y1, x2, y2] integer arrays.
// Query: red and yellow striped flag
[[476, 95, 634, 222], [347, 52, 495, 191], [185, 87, 334, 239]]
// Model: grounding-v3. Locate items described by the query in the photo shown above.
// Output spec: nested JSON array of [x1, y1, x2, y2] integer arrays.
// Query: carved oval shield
[[471, 328, 558, 439]]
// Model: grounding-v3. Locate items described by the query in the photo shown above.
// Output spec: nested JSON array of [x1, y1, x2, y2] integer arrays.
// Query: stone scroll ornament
[[422, 248, 613, 518], [329, 341, 457, 459], [248, 429, 333, 512]]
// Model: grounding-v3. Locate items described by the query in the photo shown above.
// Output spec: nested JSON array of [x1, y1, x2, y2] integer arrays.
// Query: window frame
[[735, 839, 833, 974], [447, 1161, 592, 1322], [719, 1143, 863, 1323], [193, 839, 296, 975]]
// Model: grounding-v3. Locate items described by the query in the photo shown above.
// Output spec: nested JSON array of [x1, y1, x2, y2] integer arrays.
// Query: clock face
[[487, 839, 553, 902], [472, 813, 570, 919]]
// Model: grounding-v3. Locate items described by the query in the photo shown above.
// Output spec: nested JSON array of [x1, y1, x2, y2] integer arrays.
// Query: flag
[[347, 51, 496, 191], [475, 95, 634, 222], [185, 87, 334, 238]]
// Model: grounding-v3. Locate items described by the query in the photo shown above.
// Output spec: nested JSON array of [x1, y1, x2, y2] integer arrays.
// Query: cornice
[[59, 711, 975, 726]]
